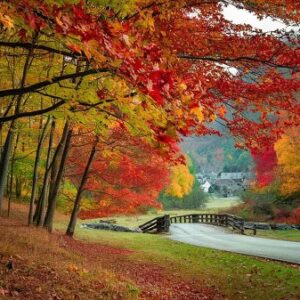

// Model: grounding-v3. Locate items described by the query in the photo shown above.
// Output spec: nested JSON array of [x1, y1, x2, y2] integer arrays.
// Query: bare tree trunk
[[0, 121, 15, 212], [66, 138, 98, 237], [0, 99, 14, 161], [34, 119, 55, 226], [28, 116, 50, 225], [0, 33, 38, 213], [44, 126, 72, 232], [7, 131, 20, 217], [15, 176, 22, 200], [47, 120, 69, 205]]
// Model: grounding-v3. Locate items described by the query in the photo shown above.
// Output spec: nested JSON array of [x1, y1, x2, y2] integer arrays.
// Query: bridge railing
[[139, 213, 256, 235], [139, 214, 170, 233], [170, 213, 256, 235], [170, 214, 228, 226]]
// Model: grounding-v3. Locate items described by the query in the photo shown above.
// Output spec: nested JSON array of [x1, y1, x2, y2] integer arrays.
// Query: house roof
[[219, 172, 253, 180]]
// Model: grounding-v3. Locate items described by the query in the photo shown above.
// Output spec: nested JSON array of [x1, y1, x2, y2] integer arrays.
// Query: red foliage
[[251, 146, 277, 187], [8, 0, 300, 151], [67, 126, 171, 218], [275, 206, 300, 224]]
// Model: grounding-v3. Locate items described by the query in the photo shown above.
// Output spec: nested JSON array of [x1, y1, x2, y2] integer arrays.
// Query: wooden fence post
[[240, 219, 245, 235]]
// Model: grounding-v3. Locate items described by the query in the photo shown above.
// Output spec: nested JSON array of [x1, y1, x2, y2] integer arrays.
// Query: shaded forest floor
[[0, 203, 300, 300]]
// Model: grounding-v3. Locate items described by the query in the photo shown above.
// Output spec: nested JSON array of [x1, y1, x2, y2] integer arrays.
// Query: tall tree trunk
[[15, 176, 22, 200], [66, 138, 98, 237], [44, 127, 72, 232], [0, 121, 15, 212], [7, 131, 20, 217], [47, 121, 69, 205], [0, 99, 14, 162], [28, 116, 50, 225], [0, 33, 38, 213], [34, 119, 56, 226]]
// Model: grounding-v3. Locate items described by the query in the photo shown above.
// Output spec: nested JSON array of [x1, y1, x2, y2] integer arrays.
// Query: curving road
[[169, 223, 300, 264]]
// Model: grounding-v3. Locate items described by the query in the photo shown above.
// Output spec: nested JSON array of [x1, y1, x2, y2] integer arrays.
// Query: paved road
[[169, 223, 300, 264]]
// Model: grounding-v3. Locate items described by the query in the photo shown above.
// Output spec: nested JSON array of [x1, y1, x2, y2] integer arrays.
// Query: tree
[[274, 127, 300, 195], [66, 136, 98, 236], [0, 0, 300, 230], [164, 164, 194, 198], [1, 0, 299, 142], [66, 125, 171, 219], [251, 146, 278, 187], [159, 159, 207, 210]]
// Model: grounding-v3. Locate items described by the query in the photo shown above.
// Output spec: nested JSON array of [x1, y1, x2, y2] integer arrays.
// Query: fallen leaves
[[0, 206, 220, 300]]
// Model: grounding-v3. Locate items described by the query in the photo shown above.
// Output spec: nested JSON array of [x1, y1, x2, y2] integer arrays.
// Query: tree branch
[[0, 100, 65, 122], [0, 68, 112, 98], [177, 53, 298, 71], [0, 41, 79, 58]]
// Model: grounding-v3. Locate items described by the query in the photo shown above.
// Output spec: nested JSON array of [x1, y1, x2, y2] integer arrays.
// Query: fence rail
[[139, 215, 170, 233], [139, 213, 256, 234]]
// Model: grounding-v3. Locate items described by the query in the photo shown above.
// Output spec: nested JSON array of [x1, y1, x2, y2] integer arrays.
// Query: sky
[[222, 4, 298, 32]]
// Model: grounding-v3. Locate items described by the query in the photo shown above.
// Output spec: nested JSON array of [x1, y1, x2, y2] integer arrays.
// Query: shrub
[[275, 206, 300, 224]]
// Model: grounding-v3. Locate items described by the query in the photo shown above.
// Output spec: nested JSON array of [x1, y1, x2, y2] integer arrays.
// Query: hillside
[[180, 135, 253, 174]]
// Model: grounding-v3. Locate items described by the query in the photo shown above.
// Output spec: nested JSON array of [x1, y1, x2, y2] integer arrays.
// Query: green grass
[[256, 230, 300, 242], [55, 216, 300, 300], [205, 195, 242, 210]]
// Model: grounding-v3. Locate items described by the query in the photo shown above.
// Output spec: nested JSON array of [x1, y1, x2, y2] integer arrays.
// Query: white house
[[201, 180, 211, 193]]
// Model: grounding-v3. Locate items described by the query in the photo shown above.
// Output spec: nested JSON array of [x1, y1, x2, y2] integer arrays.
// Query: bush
[[159, 181, 208, 210], [275, 206, 300, 224]]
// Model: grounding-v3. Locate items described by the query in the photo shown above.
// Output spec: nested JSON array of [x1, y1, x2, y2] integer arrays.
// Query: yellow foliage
[[191, 107, 204, 122], [275, 128, 300, 195], [165, 164, 194, 198], [0, 4, 14, 30]]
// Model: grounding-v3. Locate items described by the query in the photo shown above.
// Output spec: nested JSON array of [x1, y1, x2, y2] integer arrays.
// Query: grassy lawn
[[205, 195, 242, 210], [54, 213, 300, 300], [256, 230, 300, 242]]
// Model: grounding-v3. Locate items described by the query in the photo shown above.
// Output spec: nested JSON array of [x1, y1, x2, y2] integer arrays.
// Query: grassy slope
[[57, 203, 300, 300], [69, 228, 300, 300]]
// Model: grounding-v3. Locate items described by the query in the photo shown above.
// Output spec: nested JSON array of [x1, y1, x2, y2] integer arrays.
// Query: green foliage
[[57, 180, 77, 212], [184, 135, 253, 173], [223, 140, 253, 172], [12, 155, 35, 201], [240, 184, 280, 203], [89, 0, 137, 18], [159, 182, 208, 210]]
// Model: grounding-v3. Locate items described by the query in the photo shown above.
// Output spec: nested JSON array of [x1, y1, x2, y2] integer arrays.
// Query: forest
[[0, 1, 300, 299]]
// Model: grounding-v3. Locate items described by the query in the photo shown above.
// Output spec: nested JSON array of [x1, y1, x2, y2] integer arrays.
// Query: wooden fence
[[139, 215, 170, 233], [139, 213, 256, 234]]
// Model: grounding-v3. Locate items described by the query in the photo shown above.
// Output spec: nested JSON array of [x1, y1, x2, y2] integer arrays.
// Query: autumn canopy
[[0, 0, 299, 232]]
